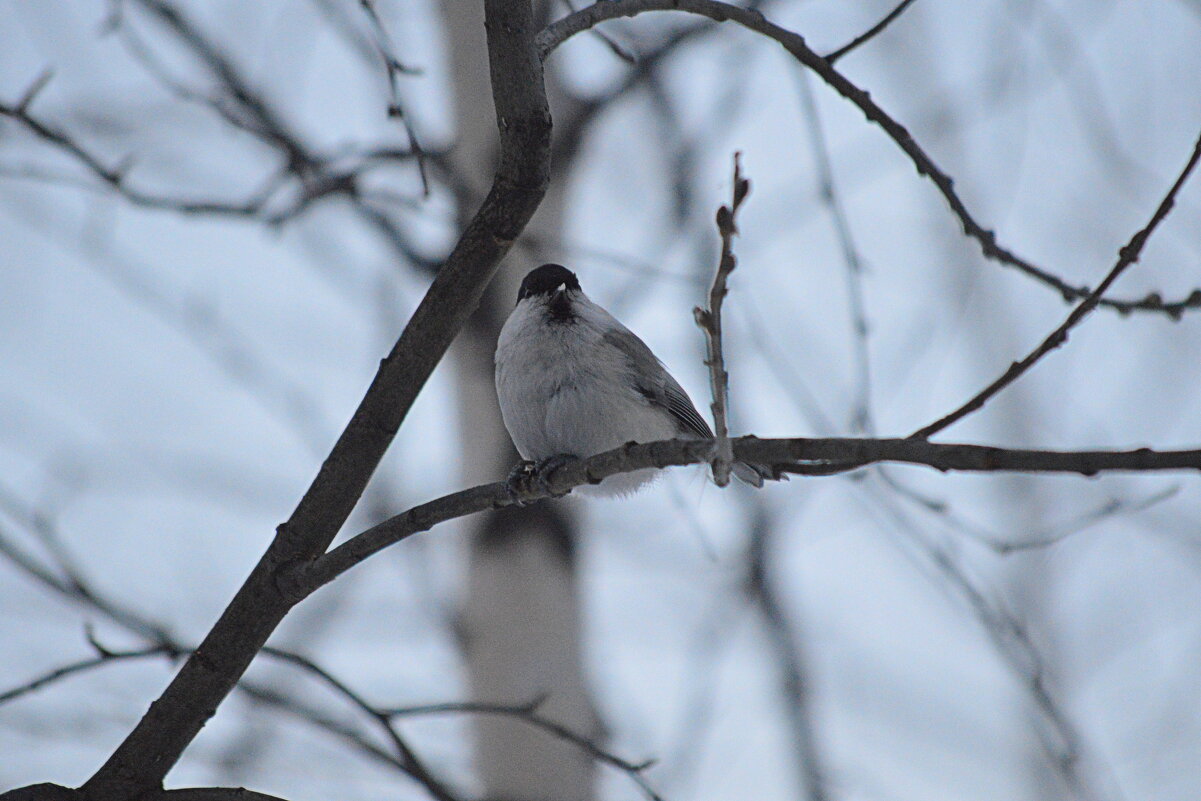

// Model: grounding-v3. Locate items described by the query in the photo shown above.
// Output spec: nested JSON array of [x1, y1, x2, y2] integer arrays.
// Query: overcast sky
[[2, 1, 1201, 800]]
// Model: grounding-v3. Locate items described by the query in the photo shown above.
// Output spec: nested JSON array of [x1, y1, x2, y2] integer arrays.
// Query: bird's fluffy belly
[[540, 378, 676, 460], [495, 319, 678, 497], [501, 353, 670, 457]]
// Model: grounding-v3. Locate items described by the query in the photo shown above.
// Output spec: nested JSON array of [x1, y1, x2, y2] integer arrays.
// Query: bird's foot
[[504, 455, 577, 506], [533, 454, 577, 497], [505, 460, 538, 506]]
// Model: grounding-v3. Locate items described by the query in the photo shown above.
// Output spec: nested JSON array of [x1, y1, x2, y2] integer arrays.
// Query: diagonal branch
[[825, 0, 921, 64], [77, 1, 551, 797], [538, 0, 1201, 317], [255, 647, 451, 798], [911, 128, 1201, 440], [3, 787, 292, 801]]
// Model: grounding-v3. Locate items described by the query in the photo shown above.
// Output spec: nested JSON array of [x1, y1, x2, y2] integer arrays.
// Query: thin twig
[[0, 623, 456, 799], [0, 645, 172, 705], [0, 486, 423, 778], [987, 486, 1180, 554], [358, 0, 430, 196], [0, 95, 279, 217], [865, 487, 1106, 799], [694, 152, 751, 486], [560, 0, 638, 62], [744, 504, 828, 801], [538, 0, 1201, 317], [0, 482, 176, 644], [386, 700, 663, 800], [793, 69, 874, 434], [911, 128, 1201, 439], [825, 0, 920, 64], [256, 648, 460, 801]]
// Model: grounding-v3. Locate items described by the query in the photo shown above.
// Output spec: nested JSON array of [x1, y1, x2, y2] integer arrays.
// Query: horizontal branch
[[0, 646, 172, 706], [298, 437, 1200, 592], [0, 785, 291, 801], [539, 0, 1201, 317]]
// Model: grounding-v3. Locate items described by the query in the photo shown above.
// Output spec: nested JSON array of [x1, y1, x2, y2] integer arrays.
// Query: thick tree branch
[[298, 437, 1201, 592], [538, 0, 1201, 317], [3, 788, 290, 801], [77, 1, 551, 797], [911, 128, 1201, 439], [155, 791, 291, 801]]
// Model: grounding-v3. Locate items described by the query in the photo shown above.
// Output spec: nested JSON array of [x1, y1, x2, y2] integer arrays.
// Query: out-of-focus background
[[2, 1, 1200, 800]]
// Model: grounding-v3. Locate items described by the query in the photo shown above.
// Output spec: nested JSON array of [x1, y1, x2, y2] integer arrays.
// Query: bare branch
[[358, 0, 430, 196], [824, 0, 921, 65], [13, 67, 54, 113], [0, 482, 177, 644], [866, 487, 1106, 798], [156, 790, 292, 801], [793, 69, 874, 434], [694, 152, 750, 486], [127, 0, 314, 171], [0, 96, 279, 217], [538, 0, 1201, 317], [0, 480, 442, 786], [0, 645, 172, 706], [743, 505, 828, 801], [0, 626, 454, 799], [79, 0, 552, 795], [911, 128, 1201, 439], [386, 700, 663, 801], [298, 437, 1201, 592], [1, 786, 293, 801], [255, 647, 457, 801]]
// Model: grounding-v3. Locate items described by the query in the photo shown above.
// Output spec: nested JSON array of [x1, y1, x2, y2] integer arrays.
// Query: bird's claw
[[505, 460, 538, 506], [504, 455, 577, 506], [534, 454, 576, 497]]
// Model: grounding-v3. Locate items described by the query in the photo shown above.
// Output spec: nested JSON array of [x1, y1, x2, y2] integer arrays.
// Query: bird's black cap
[[517, 264, 580, 302]]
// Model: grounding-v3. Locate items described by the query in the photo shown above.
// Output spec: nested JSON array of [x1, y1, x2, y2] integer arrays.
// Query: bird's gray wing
[[602, 329, 714, 439]]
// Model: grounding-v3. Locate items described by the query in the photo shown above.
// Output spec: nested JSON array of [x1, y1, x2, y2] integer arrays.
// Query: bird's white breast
[[495, 297, 677, 495]]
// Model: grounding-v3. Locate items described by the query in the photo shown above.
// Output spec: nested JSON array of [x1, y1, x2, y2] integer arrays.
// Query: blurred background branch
[[1, 1, 1199, 801]]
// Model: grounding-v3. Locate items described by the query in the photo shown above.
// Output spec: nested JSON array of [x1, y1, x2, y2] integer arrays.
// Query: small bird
[[495, 263, 777, 497]]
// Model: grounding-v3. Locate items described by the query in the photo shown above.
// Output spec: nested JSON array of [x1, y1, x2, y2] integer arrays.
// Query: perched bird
[[494, 263, 777, 497]]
